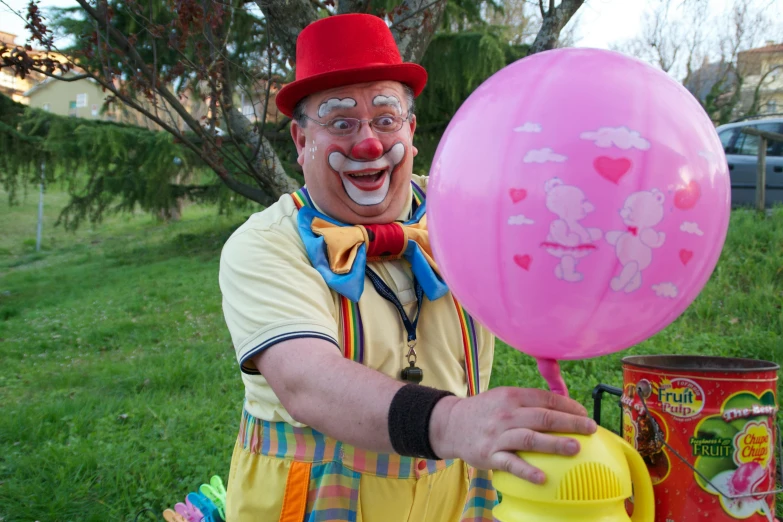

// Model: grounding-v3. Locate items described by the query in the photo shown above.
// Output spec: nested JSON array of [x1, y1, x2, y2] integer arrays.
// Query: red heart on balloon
[[514, 254, 532, 271], [509, 188, 527, 203], [594, 156, 631, 184], [674, 181, 701, 210], [679, 249, 694, 265]]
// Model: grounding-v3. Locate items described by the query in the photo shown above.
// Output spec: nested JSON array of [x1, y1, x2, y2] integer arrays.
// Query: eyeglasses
[[303, 113, 411, 136]]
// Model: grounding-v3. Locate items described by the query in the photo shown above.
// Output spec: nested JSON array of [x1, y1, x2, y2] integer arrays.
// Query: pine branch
[[43, 64, 271, 205], [73, 0, 208, 145], [73, 0, 292, 203]]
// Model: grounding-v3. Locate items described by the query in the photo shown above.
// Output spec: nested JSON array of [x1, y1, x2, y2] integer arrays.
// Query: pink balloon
[[427, 48, 730, 363]]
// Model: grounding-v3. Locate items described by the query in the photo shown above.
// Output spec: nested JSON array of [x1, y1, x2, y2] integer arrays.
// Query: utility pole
[[741, 126, 783, 213], [36, 160, 44, 252]]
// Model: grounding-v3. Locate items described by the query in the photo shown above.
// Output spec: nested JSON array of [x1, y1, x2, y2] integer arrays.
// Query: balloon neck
[[536, 358, 569, 397]]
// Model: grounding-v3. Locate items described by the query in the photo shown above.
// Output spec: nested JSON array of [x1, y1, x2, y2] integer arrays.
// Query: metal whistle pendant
[[401, 360, 423, 383], [401, 341, 423, 383]]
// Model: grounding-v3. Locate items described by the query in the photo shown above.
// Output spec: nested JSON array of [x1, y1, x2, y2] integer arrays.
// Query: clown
[[218, 14, 596, 522]]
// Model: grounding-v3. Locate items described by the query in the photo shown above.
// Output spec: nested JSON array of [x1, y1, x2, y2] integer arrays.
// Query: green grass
[[0, 188, 245, 521], [1, 188, 781, 521]]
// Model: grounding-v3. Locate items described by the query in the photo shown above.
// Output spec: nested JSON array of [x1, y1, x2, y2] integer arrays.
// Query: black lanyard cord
[[365, 267, 423, 344]]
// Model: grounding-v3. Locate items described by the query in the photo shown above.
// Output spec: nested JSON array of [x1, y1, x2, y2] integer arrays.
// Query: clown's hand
[[429, 386, 597, 484]]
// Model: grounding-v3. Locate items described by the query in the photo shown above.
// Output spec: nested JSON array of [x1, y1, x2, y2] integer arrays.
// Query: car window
[[765, 123, 783, 157], [718, 128, 739, 154], [732, 122, 783, 157]]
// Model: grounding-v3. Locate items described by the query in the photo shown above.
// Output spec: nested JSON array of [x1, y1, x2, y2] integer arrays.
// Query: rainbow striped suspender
[[290, 183, 482, 397]]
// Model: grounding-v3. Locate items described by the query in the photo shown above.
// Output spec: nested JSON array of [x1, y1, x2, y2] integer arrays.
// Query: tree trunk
[[391, 0, 448, 63], [338, 0, 371, 14], [224, 105, 300, 197], [530, 0, 584, 55], [258, 0, 318, 64], [219, 55, 300, 199]]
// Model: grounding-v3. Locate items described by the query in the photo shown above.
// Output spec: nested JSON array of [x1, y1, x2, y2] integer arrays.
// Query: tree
[[610, 0, 781, 124], [1, 0, 586, 225]]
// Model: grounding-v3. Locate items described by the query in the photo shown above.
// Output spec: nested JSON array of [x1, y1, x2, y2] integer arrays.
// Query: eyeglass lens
[[327, 115, 405, 135]]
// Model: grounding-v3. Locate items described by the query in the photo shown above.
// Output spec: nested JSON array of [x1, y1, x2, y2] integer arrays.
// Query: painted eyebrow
[[318, 98, 357, 118], [372, 95, 402, 113]]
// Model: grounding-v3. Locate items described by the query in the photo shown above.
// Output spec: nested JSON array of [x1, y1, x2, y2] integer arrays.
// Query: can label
[[622, 362, 778, 522], [691, 391, 777, 520]]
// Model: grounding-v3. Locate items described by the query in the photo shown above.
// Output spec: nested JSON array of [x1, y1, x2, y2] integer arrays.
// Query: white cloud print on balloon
[[523, 147, 568, 164], [580, 126, 651, 150]]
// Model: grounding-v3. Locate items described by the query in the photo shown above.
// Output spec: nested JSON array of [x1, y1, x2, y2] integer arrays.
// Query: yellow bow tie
[[311, 216, 439, 275]]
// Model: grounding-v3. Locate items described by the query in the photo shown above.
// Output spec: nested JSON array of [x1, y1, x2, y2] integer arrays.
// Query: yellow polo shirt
[[219, 174, 495, 426]]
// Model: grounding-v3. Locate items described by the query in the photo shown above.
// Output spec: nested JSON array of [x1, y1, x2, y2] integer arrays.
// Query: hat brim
[[275, 63, 428, 118]]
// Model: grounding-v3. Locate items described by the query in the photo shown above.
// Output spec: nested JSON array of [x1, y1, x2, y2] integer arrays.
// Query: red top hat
[[275, 14, 428, 118]]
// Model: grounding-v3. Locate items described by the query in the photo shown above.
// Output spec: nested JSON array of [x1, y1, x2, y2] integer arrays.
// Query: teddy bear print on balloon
[[506, 122, 704, 298], [605, 189, 667, 293], [540, 178, 602, 283]]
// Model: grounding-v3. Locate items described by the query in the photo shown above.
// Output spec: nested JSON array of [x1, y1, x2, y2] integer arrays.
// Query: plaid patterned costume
[[224, 183, 498, 522]]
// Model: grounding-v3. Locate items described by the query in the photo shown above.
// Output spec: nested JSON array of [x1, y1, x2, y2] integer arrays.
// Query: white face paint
[[318, 98, 357, 118], [328, 143, 405, 206], [372, 95, 402, 114]]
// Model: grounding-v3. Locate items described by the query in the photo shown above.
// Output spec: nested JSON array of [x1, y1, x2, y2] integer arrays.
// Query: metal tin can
[[621, 355, 779, 522]]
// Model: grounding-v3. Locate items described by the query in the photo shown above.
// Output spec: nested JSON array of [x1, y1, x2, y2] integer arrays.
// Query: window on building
[[42, 103, 50, 112], [766, 100, 777, 114], [76, 93, 88, 108], [0, 72, 14, 88], [68, 100, 77, 117]]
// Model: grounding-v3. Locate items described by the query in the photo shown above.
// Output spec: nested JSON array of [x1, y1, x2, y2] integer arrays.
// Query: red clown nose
[[351, 138, 384, 160]]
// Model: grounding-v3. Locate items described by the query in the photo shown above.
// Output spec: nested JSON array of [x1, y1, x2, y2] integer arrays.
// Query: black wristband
[[388, 383, 455, 460]]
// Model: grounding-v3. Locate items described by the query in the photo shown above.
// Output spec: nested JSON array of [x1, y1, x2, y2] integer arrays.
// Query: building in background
[[4, 27, 283, 131], [24, 70, 116, 120], [0, 30, 55, 103], [737, 42, 783, 116], [683, 41, 782, 123]]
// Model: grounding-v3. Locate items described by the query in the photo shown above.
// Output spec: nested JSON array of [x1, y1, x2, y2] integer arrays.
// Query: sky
[[1, 0, 781, 51]]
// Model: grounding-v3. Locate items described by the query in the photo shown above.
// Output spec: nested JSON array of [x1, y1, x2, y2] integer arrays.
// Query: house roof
[[739, 43, 783, 54], [22, 69, 96, 97], [0, 31, 17, 46]]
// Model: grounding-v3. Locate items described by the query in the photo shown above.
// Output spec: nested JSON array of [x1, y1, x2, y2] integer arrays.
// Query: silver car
[[715, 117, 783, 208]]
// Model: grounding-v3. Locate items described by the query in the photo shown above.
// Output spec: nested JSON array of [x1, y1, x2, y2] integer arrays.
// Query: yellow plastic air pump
[[493, 425, 655, 522]]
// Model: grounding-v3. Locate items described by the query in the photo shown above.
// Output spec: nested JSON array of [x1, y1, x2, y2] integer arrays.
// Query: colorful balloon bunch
[[162, 475, 226, 522]]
